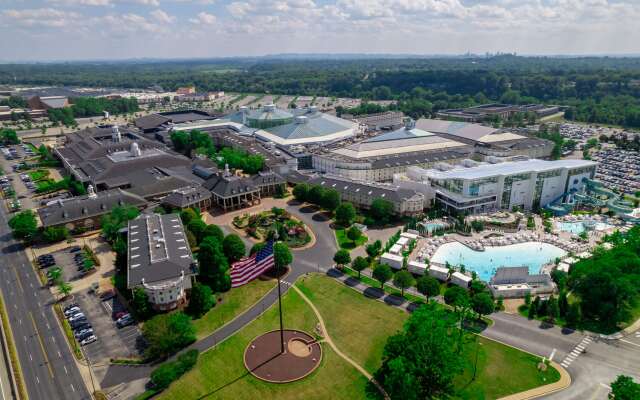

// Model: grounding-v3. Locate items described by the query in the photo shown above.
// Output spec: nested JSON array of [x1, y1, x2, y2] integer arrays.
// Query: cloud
[[189, 11, 216, 24], [150, 9, 175, 23], [3, 8, 81, 28], [46, 0, 160, 6]]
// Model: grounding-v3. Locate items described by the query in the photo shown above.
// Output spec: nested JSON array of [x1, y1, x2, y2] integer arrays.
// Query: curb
[[0, 291, 24, 400]]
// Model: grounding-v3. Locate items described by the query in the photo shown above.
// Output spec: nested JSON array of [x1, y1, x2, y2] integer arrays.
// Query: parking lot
[[64, 292, 145, 364], [40, 246, 97, 284]]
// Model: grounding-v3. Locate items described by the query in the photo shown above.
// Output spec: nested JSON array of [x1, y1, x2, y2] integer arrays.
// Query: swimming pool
[[430, 241, 567, 281], [555, 221, 612, 235]]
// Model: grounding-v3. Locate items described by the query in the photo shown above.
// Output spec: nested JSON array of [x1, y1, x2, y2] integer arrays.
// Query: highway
[[0, 206, 90, 400]]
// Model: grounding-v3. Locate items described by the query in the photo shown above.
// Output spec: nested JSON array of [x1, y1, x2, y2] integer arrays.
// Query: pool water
[[430, 241, 567, 282], [556, 221, 612, 235]]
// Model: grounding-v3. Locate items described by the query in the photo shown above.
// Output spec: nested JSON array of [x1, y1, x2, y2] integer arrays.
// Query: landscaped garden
[[232, 207, 311, 248], [156, 274, 560, 400]]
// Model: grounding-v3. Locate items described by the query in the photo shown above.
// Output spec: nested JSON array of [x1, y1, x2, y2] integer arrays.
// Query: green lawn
[[297, 274, 407, 373], [160, 274, 559, 400], [27, 169, 49, 182], [335, 228, 368, 250], [192, 278, 276, 339], [159, 287, 369, 400]]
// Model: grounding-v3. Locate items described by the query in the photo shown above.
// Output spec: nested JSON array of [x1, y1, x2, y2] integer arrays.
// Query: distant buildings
[[126, 213, 197, 311], [176, 86, 196, 95], [27, 96, 70, 110], [343, 111, 404, 132], [436, 103, 560, 123]]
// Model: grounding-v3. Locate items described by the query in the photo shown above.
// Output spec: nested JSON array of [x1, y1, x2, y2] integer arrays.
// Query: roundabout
[[244, 329, 322, 383]]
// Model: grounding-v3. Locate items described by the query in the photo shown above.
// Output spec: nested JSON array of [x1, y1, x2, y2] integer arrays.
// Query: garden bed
[[232, 207, 311, 248]]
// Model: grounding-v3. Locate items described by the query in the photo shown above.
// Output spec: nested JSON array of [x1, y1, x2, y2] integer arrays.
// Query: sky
[[0, 0, 639, 61]]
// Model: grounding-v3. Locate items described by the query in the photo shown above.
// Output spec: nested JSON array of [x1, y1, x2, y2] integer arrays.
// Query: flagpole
[[274, 230, 285, 354]]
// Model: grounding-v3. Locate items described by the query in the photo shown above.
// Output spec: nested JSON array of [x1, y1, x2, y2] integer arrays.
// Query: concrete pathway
[[291, 284, 389, 400]]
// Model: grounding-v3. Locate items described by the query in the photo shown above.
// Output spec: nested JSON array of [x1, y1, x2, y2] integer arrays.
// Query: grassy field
[[161, 274, 559, 400], [297, 274, 407, 373], [192, 278, 276, 339], [159, 288, 369, 400], [335, 228, 368, 250]]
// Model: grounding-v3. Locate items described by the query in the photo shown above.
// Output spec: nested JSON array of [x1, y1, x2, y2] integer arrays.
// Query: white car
[[68, 313, 86, 322], [80, 335, 97, 346], [64, 307, 81, 317]]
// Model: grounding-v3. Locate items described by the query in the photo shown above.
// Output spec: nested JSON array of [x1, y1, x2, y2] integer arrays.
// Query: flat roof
[[427, 159, 597, 180]]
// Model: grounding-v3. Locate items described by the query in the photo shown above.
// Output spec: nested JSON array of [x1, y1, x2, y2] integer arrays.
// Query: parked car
[[113, 311, 128, 321], [76, 331, 95, 341], [64, 303, 79, 312], [68, 313, 86, 322], [80, 335, 97, 346], [116, 315, 134, 328], [70, 321, 91, 330], [69, 246, 82, 253], [100, 290, 116, 301], [74, 328, 93, 338], [64, 307, 81, 317]]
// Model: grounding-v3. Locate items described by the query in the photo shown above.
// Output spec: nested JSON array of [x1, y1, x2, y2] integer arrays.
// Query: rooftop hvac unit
[[264, 104, 276, 112], [308, 105, 318, 114], [434, 162, 453, 171]]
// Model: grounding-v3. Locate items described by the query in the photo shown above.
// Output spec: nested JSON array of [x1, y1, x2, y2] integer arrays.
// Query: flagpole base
[[244, 329, 322, 383]]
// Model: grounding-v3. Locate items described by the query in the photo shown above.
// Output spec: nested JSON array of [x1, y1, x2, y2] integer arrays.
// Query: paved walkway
[[291, 284, 389, 400]]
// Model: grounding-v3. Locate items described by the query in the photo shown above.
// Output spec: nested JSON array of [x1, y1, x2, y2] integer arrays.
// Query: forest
[[1, 55, 640, 128]]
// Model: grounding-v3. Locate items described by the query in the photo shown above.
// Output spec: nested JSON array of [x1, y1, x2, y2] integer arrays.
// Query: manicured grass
[[342, 266, 425, 304], [456, 336, 560, 399], [159, 288, 369, 400], [335, 229, 368, 250], [27, 169, 49, 182], [192, 278, 276, 339], [297, 274, 406, 373]]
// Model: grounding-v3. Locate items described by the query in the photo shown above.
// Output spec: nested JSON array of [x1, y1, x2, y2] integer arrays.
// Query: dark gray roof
[[370, 149, 472, 169], [162, 185, 212, 208], [490, 267, 553, 285], [203, 173, 259, 198], [37, 189, 148, 227], [307, 174, 421, 203], [415, 119, 498, 141], [134, 110, 214, 131], [127, 213, 197, 288], [135, 114, 171, 131], [251, 171, 285, 187]]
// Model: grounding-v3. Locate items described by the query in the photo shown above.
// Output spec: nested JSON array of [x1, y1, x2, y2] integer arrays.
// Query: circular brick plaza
[[244, 329, 322, 383]]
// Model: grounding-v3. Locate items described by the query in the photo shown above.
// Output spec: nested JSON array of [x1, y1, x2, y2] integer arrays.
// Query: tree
[[41, 226, 69, 243], [351, 256, 368, 279], [132, 287, 152, 320], [321, 188, 341, 212], [47, 267, 62, 286], [187, 282, 214, 318], [187, 219, 207, 244], [333, 249, 351, 269], [292, 183, 310, 202], [58, 282, 72, 299], [393, 270, 414, 297], [416, 276, 440, 301], [346, 226, 361, 242], [142, 312, 196, 360], [202, 224, 224, 243], [222, 234, 245, 262], [180, 208, 199, 225], [273, 242, 293, 271], [366, 240, 382, 259], [101, 206, 140, 243], [524, 292, 532, 307], [335, 202, 356, 227], [375, 303, 464, 399], [610, 375, 640, 400], [471, 293, 494, 320], [565, 303, 582, 328], [250, 242, 266, 255], [373, 264, 393, 289], [308, 185, 325, 206], [8, 210, 38, 242], [370, 198, 394, 225], [547, 295, 560, 323], [197, 237, 230, 292], [444, 286, 470, 311]]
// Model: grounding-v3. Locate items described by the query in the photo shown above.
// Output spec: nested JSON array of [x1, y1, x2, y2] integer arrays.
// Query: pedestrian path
[[560, 336, 592, 369]]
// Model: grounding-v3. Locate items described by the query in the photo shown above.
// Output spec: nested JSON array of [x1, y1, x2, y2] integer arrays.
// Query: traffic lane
[[484, 312, 584, 361], [0, 213, 90, 399]]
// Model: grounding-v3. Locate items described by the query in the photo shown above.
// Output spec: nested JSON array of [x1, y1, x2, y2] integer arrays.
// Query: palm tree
[[47, 267, 62, 286], [58, 282, 72, 299]]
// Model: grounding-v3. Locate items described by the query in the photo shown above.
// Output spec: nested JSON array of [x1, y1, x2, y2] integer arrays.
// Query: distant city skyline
[[1, 0, 639, 61]]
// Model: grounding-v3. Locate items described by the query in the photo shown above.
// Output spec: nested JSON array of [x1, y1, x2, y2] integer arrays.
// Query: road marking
[[560, 336, 592, 368], [28, 354, 32, 361], [51, 337, 55, 344], [13, 268, 23, 292], [58, 351, 62, 359], [70, 384, 75, 392], [600, 382, 611, 389], [17, 319, 21, 325], [29, 312, 54, 379], [37, 302, 40, 307], [23, 336, 26, 342], [29, 282, 32, 288], [63, 365, 67, 375], [46, 323, 50, 330], [620, 339, 640, 348]]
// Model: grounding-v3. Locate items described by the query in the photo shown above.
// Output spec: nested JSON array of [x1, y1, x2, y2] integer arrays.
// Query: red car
[[113, 311, 128, 320]]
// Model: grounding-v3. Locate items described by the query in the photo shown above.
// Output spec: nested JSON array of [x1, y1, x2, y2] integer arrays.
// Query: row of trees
[[292, 182, 396, 226], [8, 210, 73, 244]]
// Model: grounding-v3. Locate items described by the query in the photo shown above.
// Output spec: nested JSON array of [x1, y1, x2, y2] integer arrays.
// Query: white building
[[380, 253, 404, 270], [408, 261, 428, 275], [396, 158, 598, 214], [126, 213, 197, 311], [428, 265, 450, 281], [450, 272, 473, 288]]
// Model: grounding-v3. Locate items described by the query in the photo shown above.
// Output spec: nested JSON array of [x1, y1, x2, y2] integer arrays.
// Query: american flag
[[230, 241, 275, 288]]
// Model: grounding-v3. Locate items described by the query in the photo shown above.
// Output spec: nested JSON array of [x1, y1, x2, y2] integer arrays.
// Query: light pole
[[273, 229, 285, 354]]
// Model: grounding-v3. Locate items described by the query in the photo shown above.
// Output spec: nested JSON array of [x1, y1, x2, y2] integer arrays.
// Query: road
[[0, 206, 91, 399]]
